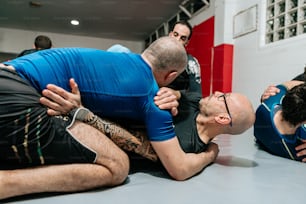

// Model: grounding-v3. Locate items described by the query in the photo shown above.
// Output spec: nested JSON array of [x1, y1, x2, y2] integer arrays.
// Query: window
[[145, 0, 210, 47], [180, 0, 208, 16], [266, 0, 306, 44]]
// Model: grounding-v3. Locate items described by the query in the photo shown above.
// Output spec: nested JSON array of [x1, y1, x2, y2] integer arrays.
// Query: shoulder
[[187, 53, 198, 62], [186, 54, 200, 70], [177, 92, 201, 114], [17, 49, 37, 57]]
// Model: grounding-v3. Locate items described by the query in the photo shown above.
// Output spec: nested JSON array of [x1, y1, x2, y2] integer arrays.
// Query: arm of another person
[[260, 80, 304, 102], [151, 138, 218, 180], [146, 101, 218, 180], [281, 80, 304, 89], [154, 87, 220, 179]]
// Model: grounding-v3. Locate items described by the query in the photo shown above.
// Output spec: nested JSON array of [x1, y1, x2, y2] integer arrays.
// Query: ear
[[214, 113, 231, 125], [164, 71, 179, 84]]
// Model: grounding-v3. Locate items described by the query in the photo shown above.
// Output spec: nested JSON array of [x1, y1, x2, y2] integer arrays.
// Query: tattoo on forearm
[[71, 108, 158, 161]]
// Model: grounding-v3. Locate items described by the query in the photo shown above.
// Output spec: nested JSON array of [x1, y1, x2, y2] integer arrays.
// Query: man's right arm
[[151, 137, 218, 180]]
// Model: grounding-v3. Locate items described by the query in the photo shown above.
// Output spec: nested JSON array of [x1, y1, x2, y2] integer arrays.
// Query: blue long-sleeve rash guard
[[5, 47, 175, 141]]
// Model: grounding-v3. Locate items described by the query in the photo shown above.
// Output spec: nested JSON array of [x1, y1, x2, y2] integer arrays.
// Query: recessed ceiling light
[[71, 20, 79, 26]]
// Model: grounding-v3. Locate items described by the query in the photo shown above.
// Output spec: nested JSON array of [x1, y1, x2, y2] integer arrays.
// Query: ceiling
[[0, 0, 184, 41]]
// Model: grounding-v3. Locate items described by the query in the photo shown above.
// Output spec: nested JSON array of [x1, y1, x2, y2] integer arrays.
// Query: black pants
[[0, 69, 95, 169]]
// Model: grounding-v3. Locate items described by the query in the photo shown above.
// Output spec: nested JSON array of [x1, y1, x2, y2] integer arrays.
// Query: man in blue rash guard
[[3, 37, 185, 142], [254, 80, 306, 161], [0, 36, 225, 199]]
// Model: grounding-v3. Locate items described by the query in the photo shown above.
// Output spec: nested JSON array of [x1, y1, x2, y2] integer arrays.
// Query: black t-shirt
[[17, 49, 38, 57], [117, 91, 208, 154], [292, 73, 305, 81], [167, 54, 202, 94], [174, 92, 208, 153]]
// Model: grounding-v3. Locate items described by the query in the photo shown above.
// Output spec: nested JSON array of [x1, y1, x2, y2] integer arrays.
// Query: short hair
[[171, 20, 193, 40], [142, 36, 187, 72], [282, 83, 306, 126], [34, 35, 52, 50]]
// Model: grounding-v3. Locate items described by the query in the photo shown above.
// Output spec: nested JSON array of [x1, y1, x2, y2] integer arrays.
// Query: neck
[[196, 115, 219, 144], [141, 53, 153, 69], [274, 110, 298, 135]]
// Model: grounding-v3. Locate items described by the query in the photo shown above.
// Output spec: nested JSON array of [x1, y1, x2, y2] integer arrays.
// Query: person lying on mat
[[254, 80, 306, 162], [40, 79, 255, 162], [0, 79, 255, 200]]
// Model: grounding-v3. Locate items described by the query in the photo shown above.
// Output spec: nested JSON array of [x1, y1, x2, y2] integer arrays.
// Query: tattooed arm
[[40, 79, 158, 161], [70, 108, 158, 161]]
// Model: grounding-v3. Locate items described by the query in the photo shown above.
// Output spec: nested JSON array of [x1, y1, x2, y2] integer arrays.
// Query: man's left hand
[[40, 78, 82, 116], [154, 87, 180, 116]]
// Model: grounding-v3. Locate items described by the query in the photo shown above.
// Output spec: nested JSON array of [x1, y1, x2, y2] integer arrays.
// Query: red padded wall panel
[[212, 44, 233, 93], [186, 16, 234, 96], [186, 17, 214, 97]]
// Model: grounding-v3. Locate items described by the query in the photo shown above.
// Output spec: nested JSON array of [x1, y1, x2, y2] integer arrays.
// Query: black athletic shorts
[[0, 68, 96, 169]]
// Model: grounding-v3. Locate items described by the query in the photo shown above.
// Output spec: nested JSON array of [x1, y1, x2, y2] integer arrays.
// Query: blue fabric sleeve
[[144, 103, 176, 142]]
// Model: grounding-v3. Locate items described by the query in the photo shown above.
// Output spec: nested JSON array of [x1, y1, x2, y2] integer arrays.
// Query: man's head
[[169, 20, 193, 47], [199, 91, 255, 135], [34, 35, 52, 50], [282, 83, 306, 126], [141, 36, 187, 87]]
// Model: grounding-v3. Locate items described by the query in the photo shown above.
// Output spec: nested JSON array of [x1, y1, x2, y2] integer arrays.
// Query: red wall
[[186, 16, 233, 96], [212, 44, 233, 93]]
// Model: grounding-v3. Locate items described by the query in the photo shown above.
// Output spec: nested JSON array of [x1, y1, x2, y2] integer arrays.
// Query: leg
[[0, 121, 129, 200]]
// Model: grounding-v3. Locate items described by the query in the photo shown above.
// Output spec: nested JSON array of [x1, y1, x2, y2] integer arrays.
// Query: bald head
[[227, 93, 255, 135], [141, 36, 187, 73]]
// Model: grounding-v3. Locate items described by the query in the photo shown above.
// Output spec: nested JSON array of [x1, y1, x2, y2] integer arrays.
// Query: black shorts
[[0, 68, 96, 169]]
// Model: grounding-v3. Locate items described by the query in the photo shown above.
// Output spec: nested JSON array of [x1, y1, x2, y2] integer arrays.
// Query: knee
[[108, 151, 130, 186]]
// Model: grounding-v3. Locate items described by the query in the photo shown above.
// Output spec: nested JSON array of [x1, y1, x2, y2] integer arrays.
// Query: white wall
[[229, 0, 306, 108], [190, 0, 306, 109], [0, 27, 144, 54]]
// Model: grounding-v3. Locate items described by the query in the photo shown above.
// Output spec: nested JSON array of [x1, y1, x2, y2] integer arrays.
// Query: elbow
[[167, 167, 191, 181]]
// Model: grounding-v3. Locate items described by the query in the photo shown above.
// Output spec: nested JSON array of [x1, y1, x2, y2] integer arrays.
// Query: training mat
[[3, 128, 305, 204]]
